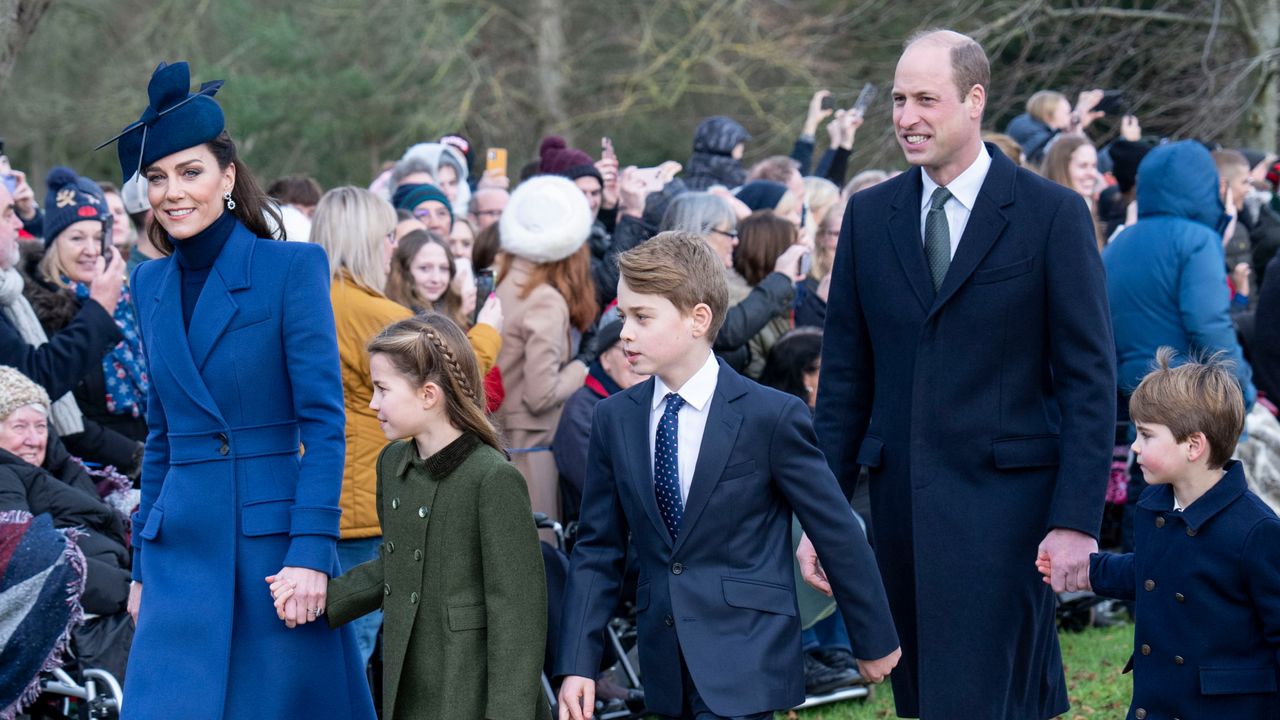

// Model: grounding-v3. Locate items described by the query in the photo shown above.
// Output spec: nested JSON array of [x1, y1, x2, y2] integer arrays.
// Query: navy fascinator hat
[[96, 62, 226, 183]]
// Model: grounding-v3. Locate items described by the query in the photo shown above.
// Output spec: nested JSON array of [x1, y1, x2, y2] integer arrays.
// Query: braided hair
[[366, 313, 503, 454]]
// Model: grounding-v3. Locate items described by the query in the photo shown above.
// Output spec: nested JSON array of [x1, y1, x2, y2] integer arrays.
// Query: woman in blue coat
[[102, 62, 375, 719]]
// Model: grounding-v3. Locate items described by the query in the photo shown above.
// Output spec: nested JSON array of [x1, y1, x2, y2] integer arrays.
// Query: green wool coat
[[327, 433, 551, 720]]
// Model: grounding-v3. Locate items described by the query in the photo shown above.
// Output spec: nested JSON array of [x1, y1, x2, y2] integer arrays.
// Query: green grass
[[784, 622, 1134, 719]]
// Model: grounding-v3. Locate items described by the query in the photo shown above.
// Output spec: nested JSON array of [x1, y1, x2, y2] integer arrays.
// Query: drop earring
[[224, 191, 236, 210]]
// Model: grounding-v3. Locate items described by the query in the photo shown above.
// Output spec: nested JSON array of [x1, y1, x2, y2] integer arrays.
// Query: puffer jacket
[[1004, 112, 1057, 166]]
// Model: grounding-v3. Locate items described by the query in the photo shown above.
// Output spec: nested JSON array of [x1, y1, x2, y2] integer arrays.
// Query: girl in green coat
[[272, 313, 551, 719]]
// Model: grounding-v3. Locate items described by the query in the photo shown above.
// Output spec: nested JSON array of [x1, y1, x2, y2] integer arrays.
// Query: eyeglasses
[[473, 209, 503, 218], [711, 228, 738, 239], [820, 229, 841, 239]]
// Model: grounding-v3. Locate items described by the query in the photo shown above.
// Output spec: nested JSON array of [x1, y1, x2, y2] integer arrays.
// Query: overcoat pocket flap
[[242, 498, 293, 537], [856, 436, 884, 468], [992, 435, 1060, 469], [973, 257, 1032, 285], [1200, 665, 1279, 695], [138, 508, 164, 541], [722, 578, 796, 616], [448, 603, 488, 631]]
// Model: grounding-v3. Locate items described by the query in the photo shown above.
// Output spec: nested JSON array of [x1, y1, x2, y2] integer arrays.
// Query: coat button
[[419, 506, 429, 518], [1155, 516, 1165, 528], [218, 443, 229, 456], [664, 614, 674, 626], [1174, 655, 1184, 665], [414, 549, 423, 562], [391, 498, 400, 510], [1175, 592, 1185, 603], [1141, 644, 1151, 655], [384, 584, 391, 596], [671, 562, 684, 575], [1144, 579, 1156, 591], [1186, 527, 1197, 537], [410, 591, 419, 604], [386, 541, 395, 554], [1135, 710, 1147, 720]]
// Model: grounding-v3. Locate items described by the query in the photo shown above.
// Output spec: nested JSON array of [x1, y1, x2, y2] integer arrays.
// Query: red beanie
[[539, 136, 595, 176]]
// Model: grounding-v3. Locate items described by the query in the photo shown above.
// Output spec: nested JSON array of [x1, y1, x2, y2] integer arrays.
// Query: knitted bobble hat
[[0, 366, 51, 422]]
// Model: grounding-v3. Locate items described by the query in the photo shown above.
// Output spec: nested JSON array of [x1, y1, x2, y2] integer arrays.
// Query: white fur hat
[[499, 175, 593, 263]]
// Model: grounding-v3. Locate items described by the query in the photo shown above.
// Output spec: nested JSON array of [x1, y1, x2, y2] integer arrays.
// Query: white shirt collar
[[652, 351, 719, 412], [920, 143, 992, 213]]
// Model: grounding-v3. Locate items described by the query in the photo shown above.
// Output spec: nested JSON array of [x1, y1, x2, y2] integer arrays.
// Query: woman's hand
[[460, 275, 478, 320], [127, 581, 142, 624], [265, 567, 328, 628], [476, 294, 503, 333]]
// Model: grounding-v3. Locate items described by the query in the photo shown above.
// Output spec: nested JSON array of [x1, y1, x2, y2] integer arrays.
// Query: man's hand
[[796, 532, 833, 597], [89, 250, 126, 315], [857, 646, 901, 684], [558, 675, 596, 720], [1037, 528, 1097, 592]]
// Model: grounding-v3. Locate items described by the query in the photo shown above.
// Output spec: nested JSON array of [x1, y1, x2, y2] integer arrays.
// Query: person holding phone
[[18, 167, 150, 458]]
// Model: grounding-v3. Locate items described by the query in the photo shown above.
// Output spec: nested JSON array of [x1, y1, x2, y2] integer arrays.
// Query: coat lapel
[[887, 167, 935, 312], [928, 145, 1014, 319], [188, 225, 256, 371], [623, 379, 673, 547], [148, 259, 224, 422], [673, 361, 744, 554]]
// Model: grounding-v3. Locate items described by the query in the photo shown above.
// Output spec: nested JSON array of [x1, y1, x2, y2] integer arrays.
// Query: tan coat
[[494, 257, 587, 521], [332, 276, 412, 539]]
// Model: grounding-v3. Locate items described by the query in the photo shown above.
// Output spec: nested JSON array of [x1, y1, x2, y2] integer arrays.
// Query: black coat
[[1253, 202, 1280, 291], [713, 271, 794, 372], [1253, 256, 1280, 400]]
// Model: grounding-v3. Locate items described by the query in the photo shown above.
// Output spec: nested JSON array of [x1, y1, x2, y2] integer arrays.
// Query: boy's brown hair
[[1129, 347, 1245, 468], [617, 230, 729, 340]]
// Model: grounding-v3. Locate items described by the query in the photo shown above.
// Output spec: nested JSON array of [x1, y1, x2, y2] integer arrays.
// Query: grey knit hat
[[0, 366, 51, 421]]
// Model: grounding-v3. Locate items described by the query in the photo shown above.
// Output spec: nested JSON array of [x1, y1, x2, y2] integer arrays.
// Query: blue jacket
[[1103, 140, 1255, 406], [557, 359, 898, 717], [122, 223, 374, 720], [1091, 461, 1280, 719]]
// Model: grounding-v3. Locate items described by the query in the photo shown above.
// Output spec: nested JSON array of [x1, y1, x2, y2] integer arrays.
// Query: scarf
[[0, 269, 84, 435], [69, 280, 149, 418]]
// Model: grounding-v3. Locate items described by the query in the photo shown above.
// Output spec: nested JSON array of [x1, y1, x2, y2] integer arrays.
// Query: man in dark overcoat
[[799, 30, 1116, 719]]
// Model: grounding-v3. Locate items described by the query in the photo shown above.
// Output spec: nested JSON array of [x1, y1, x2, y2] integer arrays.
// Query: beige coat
[[494, 257, 587, 521]]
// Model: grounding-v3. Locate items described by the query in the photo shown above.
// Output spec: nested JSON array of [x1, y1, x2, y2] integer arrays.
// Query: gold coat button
[[1144, 579, 1156, 591], [1141, 644, 1151, 655], [1186, 527, 1197, 537], [1135, 710, 1147, 720], [391, 498, 400, 510], [419, 506, 428, 518], [1174, 655, 1184, 665], [410, 591, 419, 604], [414, 549, 423, 561], [1155, 516, 1165, 528]]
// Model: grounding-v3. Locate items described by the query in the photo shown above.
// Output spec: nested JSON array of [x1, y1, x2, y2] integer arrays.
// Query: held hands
[[265, 566, 329, 628], [1036, 528, 1097, 592], [127, 581, 142, 625], [558, 675, 596, 720]]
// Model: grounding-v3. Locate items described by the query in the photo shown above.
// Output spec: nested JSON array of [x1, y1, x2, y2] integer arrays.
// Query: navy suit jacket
[[556, 358, 897, 717]]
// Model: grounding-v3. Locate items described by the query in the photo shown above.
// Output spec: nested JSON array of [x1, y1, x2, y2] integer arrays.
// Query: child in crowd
[[1038, 348, 1280, 719], [272, 314, 550, 719], [555, 231, 900, 720]]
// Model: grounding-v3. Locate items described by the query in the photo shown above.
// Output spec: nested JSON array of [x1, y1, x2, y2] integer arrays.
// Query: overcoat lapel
[[673, 363, 744, 554], [887, 167, 935, 312], [928, 148, 1014, 319], [624, 380, 673, 547], [149, 260, 223, 422], [189, 226, 256, 371]]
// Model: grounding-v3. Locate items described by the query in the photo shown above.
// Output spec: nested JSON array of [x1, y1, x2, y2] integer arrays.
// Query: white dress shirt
[[919, 144, 993, 259], [649, 351, 720, 506]]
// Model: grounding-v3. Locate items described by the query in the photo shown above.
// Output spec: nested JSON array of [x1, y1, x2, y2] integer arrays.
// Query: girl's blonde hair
[[367, 313, 503, 454], [310, 186, 397, 293]]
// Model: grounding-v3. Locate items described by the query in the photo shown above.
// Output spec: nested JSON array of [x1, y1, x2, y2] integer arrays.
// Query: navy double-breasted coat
[[814, 146, 1117, 719], [121, 223, 374, 719]]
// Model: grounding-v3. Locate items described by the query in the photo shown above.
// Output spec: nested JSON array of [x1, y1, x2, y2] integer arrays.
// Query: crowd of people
[[1, 24, 1279, 720]]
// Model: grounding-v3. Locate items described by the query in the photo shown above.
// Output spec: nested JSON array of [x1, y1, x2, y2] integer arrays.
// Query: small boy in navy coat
[[1040, 348, 1280, 719], [555, 232, 901, 720]]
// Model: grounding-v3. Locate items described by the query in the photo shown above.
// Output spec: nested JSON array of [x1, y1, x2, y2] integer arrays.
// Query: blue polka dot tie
[[654, 392, 686, 541]]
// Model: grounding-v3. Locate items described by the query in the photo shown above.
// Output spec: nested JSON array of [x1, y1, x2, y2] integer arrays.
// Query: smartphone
[[799, 249, 812, 277], [820, 95, 836, 111], [1095, 91, 1128, 115], [101, 222, 114, 265], [1, 174, 15, 196], [851, 83, 877, 117], [631, 166, 665, 189], [472, 269, 495, 326], [485, 148, 508, 177]]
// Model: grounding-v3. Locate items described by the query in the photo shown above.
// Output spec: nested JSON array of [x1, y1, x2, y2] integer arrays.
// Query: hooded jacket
[[1004, 112, 1057, 166], [1102, 141, 1255, 404], [684, 116, 750, 191]]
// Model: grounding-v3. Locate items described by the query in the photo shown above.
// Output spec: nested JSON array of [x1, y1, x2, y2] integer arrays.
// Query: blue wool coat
[[814, 145, 1117, 719], [1091, 461, 1280, 720], [121, 223, 375, 720]]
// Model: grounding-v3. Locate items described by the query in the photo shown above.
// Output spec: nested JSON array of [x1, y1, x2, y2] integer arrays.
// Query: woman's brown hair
[[367, 313, 503, 454], [734, 211, 797, 286], [146, 131, 283, 255], [385, 230, 468, 327], [496, 244, 598, 332]]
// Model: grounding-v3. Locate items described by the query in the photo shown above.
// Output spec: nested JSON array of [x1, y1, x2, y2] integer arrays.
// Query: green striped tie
[[925, 187, 952, 291]]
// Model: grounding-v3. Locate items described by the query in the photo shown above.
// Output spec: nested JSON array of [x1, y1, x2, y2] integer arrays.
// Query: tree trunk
[[532, 0, 571, 141], [1241, 0, 1280, 150], [0, 0, 55, 97]]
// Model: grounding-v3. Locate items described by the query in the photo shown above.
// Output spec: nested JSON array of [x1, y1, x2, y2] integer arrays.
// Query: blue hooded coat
[[1102, 141, 1255, 406]]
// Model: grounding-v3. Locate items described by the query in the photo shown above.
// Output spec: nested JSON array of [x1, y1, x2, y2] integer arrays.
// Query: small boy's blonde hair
[[1129, 347, 1245, 468], [617, 231, 729, 340]]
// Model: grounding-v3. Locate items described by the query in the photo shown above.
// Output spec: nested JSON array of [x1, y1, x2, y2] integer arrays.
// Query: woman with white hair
[[394, 142, 471, 216]]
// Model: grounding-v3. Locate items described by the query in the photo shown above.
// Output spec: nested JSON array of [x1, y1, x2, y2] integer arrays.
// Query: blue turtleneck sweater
[[171, 210, 236, 330]]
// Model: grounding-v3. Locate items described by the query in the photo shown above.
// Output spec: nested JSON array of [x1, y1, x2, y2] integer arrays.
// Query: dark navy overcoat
[[121, 223, 375, 719], [814, 145, 1117, 719]]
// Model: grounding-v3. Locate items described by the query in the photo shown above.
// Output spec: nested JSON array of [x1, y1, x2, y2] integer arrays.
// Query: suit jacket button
[[1135, 710, 1147, 720], [664, 614, 674, 626], [414, 549, 423, 562], [384, 584, 391, 596], [1175, 592, 1185, 603], [386, 541, 395, 553], [1186, 527, 1197, 537], [391, 498, 400, 510], [671, 562, 683, 575], [1174, 655, 1184, 665], [1141, 644, 1151, 655], [1143, 579, 1155, 591], [1155, 516, 1165, 528], [419, 506, 429, 518]]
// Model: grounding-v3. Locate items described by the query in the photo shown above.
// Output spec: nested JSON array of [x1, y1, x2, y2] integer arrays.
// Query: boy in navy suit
[[555, 231, 901, 720], [1039, 348, 1280, 719]]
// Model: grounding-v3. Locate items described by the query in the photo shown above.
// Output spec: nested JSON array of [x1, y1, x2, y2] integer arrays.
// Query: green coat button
[[386, 541, 395, 553], [391, 498, 400, 510], [384, 584, 391, 596], [410, 591, 419, 604], [414, 549, 423, 561], [419, 506, 428, 518]]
